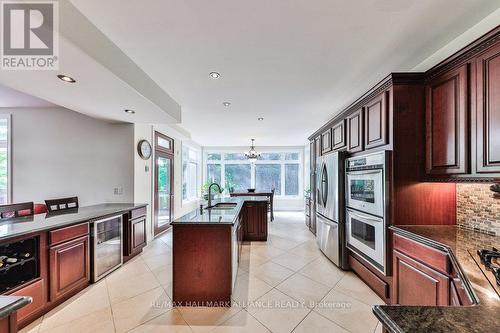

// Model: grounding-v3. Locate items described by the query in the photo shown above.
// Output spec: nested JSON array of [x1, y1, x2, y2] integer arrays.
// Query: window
[[255, 164, 281, 192], [205, 151, 301, 197], [0, 115, 10, 204], [182, 145, 199, 202], [225, 164, 251, 192]]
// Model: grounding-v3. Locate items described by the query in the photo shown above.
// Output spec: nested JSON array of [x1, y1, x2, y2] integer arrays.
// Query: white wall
[[5, 107, 134, 205]]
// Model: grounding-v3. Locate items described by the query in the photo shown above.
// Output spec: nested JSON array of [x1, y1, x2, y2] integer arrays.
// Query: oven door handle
[[348, 210, 383, 223]]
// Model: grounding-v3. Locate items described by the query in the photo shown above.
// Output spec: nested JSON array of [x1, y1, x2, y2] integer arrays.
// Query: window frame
[[181, 143, 200, 203], [203, 149, 303, 198], [0, 114, 11, 204]]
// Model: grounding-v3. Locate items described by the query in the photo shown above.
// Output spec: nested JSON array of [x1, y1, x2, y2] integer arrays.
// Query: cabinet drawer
[[130, 206, 147, 220], [10, 279, 46, 322], [49, 223, 89, 246], [394, 234, 450, 274]]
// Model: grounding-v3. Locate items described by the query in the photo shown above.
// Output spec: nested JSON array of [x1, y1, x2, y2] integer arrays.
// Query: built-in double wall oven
[[345, 151, 389, 274]]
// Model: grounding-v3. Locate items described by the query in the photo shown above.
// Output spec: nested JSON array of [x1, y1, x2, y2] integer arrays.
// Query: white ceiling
[[69, 0, 500, 146], [0, 84, 55, 108]]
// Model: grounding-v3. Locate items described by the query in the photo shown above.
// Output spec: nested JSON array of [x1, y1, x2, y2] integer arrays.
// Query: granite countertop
[[374, 225, 500, 333], [0, 296, 32, 319], [0, 203, 147, 241], [171, 196, 268, 225]]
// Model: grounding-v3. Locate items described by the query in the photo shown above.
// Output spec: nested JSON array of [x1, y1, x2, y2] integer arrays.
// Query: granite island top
[[374, 225, 500, 333], [171, 196, 268, 225], [0, 203, 147, 241], [0, 295, 31, 319]]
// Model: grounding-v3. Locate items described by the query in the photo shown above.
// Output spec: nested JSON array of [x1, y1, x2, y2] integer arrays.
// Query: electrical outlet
[[114, 187, 123, 195]]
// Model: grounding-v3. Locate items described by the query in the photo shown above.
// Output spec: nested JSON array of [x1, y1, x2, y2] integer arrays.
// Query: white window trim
[[203, 149, 303, 198], [0, 114, 11, 204], [182, 143, 201, 204]]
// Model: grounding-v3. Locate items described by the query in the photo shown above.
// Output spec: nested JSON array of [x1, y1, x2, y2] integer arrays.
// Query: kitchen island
[[171, 196, 268, 306]]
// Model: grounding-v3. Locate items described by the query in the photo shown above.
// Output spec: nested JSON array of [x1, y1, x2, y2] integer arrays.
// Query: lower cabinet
[[0, 313, 16, 333], [10, 279, 46, 324], [124, 209, 147, 260], [242, 202, 267, 241], [49, 235, 90, 302], [393, 250, 449, 306]]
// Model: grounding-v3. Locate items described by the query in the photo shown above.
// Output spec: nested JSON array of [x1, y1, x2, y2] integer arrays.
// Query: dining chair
[[0, 202, 34, 219], [45, 197, 79, 213]]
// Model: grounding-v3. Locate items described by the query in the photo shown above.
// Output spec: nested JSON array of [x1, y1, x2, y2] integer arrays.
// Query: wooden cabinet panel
[[0, 314, 16, 333], [393, 250, 449, 306], [364, 92, 388, 149], [314, 136, 321, 158], [426, 65, 468, 174], [347, 109, 363, 153], [49, 235, 89, 301], [131, 217, 146, 252], [242, 202, 267, 241], [10, 279, 46, 323], [332, 120, 346, 151], [321, 128, 332, 154], [49, 223, 89, 246], [475, 43, 500, 173]]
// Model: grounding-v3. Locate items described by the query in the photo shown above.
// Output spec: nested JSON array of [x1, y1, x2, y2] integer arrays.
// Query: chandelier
[[245, 139, 260, 162]]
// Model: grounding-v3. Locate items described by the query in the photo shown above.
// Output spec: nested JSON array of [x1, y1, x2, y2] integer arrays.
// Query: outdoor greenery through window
[[0, 115, 10, 204], [205, 151, 302, 197], [182, 145, 199, 202]]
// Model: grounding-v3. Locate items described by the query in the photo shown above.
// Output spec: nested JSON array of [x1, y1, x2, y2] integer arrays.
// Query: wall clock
[[137, 139, 152, 160]]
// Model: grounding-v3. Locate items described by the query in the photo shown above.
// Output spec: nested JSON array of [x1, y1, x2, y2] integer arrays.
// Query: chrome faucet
[[207, 183, 223, 208]]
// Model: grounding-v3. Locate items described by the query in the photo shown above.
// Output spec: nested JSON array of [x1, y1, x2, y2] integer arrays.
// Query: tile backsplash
[[457, 184, 500, 236]]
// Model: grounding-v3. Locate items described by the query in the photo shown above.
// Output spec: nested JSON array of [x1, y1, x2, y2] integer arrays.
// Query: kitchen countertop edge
[[0, 296, 32, 319]]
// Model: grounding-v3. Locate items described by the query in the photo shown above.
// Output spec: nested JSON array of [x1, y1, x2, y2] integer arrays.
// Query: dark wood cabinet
[[393, 250, 449, 306], [331, 120, 346, 151], [0, 313, 16, 333], [364, 92, 388, 149], [347, 109, 363, 153], [10, 279, 46, 324], [242, 202, 267, 241], [321, 128, 332, 154], [314, 136, 321, 158], [425, 64, 468, 175], [124, 207, 147, 261], [475, 42, 500, 173], [49, 235, 89, 302]]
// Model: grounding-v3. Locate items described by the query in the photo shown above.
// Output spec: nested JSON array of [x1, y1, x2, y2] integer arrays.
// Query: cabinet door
[[332, 120, 346, 151], [425, 65, 468, 175], [314, 136, 321, 158], [393, 250, 449, 306], [321, 128, 332, 154], [364, 92, 388, 149], [475, 43, 500, 173], [49, 235, 90, 301], [10, 279, 46, 323], [347, 109, 363, 153], [131, 217, 147, 252]]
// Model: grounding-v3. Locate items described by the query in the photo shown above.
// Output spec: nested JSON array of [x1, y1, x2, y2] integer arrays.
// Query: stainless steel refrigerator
[[316, 151, 348, 269]]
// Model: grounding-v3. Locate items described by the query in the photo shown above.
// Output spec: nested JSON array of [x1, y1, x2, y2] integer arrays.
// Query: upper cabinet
[[364, 92, 389, 150], [332, 120, 347, 151], [347, 109, 364, 153], [425, 64, 468, 175], [321, 128, 332, 154], [475, 42, 500, 173]]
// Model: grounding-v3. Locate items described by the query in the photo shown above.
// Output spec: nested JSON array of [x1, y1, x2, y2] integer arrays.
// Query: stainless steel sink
[[205, 202, 237, 210]]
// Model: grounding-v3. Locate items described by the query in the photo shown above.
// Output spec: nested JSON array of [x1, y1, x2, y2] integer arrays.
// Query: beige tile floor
[[20, 212, 384, 333]]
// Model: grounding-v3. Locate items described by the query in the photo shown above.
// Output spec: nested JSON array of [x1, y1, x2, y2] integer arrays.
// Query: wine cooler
[[0, 236, 39, 293]]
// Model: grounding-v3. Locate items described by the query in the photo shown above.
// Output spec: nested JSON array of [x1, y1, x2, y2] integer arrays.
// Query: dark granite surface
[[374, 225, 500, 333], [0, 296, 31, 319], [0, 203, 147, 241], [171, 196, 268, 225]]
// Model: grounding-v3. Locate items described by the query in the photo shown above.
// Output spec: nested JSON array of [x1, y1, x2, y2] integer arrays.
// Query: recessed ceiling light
[[124, 109, 135, 114], [57, 74, 76, 83], [223, 102, 231, 107], [258, 117, 264, 121], [209, 72, 221, 79]]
